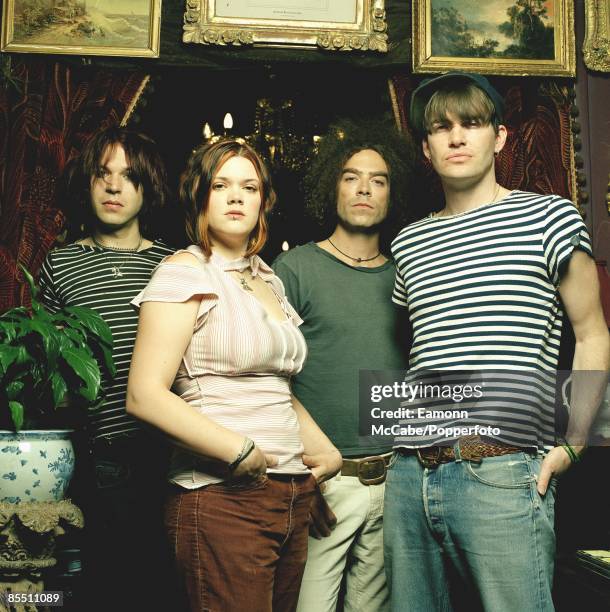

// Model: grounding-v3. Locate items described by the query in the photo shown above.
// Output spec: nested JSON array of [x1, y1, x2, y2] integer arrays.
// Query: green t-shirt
[[273, 242, 409, 456]]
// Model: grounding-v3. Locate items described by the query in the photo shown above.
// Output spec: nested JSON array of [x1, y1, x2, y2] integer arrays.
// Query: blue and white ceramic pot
[[0, 430, 75, 504]]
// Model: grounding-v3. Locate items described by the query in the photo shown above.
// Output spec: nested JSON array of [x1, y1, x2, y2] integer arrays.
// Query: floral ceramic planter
[[0, 431, 75, 504]]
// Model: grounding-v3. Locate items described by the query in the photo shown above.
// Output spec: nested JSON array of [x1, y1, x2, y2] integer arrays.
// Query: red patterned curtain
[[0, 58, 147, 311], [389, 74, 575, 220]]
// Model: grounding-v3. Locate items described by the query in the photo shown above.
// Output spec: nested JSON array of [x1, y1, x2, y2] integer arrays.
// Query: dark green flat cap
[[410, 71, 505, 136]]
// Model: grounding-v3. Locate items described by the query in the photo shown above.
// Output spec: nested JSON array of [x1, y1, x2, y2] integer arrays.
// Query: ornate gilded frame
[[413, 0, 575, 76], [183, 0, 388, 52], [1, 0, 162, 58], [583, 0, 610, 72]]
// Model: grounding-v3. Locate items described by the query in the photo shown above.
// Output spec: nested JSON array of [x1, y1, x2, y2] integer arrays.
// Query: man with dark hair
[[39, 126, 177, 611], [273, 120, 414, 612], [385, 72, 610, 611]]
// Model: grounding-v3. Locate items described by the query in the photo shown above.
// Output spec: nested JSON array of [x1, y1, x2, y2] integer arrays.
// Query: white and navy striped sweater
[[391, 190, 592, 450]]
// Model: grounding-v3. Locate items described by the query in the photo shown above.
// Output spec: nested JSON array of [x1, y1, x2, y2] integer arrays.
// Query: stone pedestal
[[0, 501, 83, 612]]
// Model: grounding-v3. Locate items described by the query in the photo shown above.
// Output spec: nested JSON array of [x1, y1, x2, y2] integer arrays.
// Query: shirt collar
[[210, 251, 274, 281]]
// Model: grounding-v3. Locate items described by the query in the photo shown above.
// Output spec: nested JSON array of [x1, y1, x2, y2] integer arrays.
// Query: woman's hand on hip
[[231, 444, 278, 480]]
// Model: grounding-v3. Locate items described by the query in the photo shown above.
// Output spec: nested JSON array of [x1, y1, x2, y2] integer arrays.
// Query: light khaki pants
[[296, 473, 389, 612]]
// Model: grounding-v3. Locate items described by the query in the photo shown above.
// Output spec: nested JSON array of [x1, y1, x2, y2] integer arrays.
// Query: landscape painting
[[1, 0, 162, 57], [413, 0, 575, 76]]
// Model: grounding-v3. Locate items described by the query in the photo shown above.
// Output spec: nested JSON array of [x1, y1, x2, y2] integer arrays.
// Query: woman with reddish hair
[[127, 139, 341, 611]]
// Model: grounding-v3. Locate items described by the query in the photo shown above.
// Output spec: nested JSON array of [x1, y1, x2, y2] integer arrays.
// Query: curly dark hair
[[304, 118, 417, 253]]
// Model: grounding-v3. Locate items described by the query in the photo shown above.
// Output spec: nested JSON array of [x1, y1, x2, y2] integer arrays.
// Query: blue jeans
[[384, 451, 557, 612]]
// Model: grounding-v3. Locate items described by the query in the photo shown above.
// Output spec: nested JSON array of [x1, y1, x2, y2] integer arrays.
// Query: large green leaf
[[0, 314, 28, 343], [9, 401, 24, 431], [1, 267, 115, 429], [50, 372, 68, 407], [52, 308, 113, 378], [58, 326, 85, 347], [30, 298, 53, 321], [27, 319, 61, 366], [96, 340, 116, 377], [0, 345, 29, 372], [49, 312, 84, 335], [61, 347, 101, 402], [63, 306, 114, 346], [57, 324, 115, 378], [0, 306, 29, 322], [0, 325, 15, 344], [6, 381, 24, 401], [18, 264, 38, 300]]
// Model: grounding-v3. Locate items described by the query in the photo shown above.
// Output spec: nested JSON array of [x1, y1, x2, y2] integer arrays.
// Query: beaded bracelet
[[227, 437, 256, 472]]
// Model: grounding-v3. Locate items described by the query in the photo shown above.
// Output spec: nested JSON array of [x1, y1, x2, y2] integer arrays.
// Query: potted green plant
[[0, 266, 115, 503]]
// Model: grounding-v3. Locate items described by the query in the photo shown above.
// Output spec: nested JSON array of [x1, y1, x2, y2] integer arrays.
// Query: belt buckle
[[357, 456, 386, 486], [416, 447, 442, 469]]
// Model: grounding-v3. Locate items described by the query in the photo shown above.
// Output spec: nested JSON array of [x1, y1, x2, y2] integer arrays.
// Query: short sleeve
[[391, 269, 408, 308], [131, 262, 219, 326], [390, 232, 410, 308], [38, 252, 62, 314], [272, 253, 302, 313], [543, 197, 593, 286]]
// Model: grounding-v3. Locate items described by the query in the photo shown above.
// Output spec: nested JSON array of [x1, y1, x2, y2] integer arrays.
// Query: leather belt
[[398, 436, 522, 469], [341, 453, 392, 485]]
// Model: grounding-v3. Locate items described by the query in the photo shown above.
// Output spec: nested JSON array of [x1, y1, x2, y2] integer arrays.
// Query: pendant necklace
[[238, 270, 254, 292], [92, 235, 143, 278], [327, 238, 380, 263]]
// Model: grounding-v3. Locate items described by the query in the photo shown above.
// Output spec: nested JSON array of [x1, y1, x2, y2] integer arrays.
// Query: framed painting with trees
[[1, 0, 162, 57], [412, 0, 575, 76]]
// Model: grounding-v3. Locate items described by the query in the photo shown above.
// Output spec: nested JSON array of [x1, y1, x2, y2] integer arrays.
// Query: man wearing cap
[[384, 72, 609, 611]]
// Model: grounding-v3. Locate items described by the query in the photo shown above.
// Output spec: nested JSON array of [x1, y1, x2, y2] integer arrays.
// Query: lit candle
[[203, 122, 212, 140], [223, 113, 234, 134], [281, 241, 290, 252]]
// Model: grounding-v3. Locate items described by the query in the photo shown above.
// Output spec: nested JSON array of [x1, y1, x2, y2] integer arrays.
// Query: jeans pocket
[[465, 453, 534, 489], [541, 476, 558, 518], [387, 451, 400, 471]]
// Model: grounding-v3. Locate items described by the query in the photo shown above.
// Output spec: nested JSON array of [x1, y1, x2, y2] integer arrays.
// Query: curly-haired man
[[273, 119, 415, 612]]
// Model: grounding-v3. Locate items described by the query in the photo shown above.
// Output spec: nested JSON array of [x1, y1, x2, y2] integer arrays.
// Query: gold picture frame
[[1, 0, 162, 58], [183, 0, 388, 52], [583, 0, 610, 72], [413, 0, 575, 76]]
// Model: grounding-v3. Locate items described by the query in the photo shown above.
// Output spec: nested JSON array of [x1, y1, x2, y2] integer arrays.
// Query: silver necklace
[[238, 270, 254, 292], [92, 235, 143, 278], [327, 238, 380, 263], [434, 183, 501, 219]]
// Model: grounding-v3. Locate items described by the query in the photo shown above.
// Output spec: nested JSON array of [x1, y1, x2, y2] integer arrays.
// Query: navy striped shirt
[[39, 241, 175, 440], [391, 190, 592, 450]]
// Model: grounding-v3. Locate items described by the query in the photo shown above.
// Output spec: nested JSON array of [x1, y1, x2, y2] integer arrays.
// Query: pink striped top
[[132, 245, 309, 488]]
